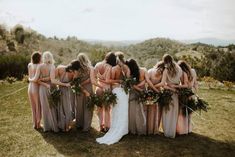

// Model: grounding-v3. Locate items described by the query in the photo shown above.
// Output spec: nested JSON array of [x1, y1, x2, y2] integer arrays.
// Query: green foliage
[[48, 86, 61, 108], [5, 76, 17, 84], [157, 89, 173, 110], [71, 77, 82, 94], [0, 54, 30, 79], [11, 24, 25, 44], [223, 81, 234, 90], [102, 90, 117, 108]]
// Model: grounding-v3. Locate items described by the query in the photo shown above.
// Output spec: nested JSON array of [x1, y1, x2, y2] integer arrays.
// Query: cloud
[[81, 8, 95, 13]]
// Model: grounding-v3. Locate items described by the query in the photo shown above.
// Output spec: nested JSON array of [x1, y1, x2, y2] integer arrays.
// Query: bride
[[96, 51, 130, 145]]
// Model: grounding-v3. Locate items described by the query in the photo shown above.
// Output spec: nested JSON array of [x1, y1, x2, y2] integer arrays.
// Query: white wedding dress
[[96, 86, 129, 145]]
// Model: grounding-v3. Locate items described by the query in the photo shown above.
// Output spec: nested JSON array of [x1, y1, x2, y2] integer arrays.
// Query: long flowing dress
[[39, 67, 59, 132], [176, 69, 197, 135], [96, 66, 111, 130], [162, 66, 182, 138], [129, 85, 147, 135], [146, 76, 162, 135], [96, 86, 129, 145], [75, 70, 93, 131], [28, 63, 41, 128], [57, 71, 72, 131]]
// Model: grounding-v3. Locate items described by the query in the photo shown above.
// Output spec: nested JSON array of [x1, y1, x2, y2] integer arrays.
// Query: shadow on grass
[[39, 128, 235, 157]]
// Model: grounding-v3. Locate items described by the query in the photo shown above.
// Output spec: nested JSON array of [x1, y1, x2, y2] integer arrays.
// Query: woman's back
[[166, 64, 182, 85], [39, 64, 52, 79]]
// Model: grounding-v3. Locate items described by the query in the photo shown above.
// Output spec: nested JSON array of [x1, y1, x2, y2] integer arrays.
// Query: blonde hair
[[115, 51, 125, 63], [77, 53, 91, 71], [42, 51, 55, 64]]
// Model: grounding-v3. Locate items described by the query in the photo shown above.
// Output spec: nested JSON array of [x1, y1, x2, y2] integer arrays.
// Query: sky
[[0, 0, 234, 41]]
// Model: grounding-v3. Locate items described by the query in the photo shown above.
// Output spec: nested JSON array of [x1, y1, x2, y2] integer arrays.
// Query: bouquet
[[86, 94, 103, 110], [138, 89, 159, 105], [48, 86, 61, 108], [177, 88, 209, 116], [157, 89, 173, 111], [195, 96, 209, 112], [71, 77, 82, 94], [121, 76, 137, 94], [102, 90, 117, 108], [177, 88, 195, 108]]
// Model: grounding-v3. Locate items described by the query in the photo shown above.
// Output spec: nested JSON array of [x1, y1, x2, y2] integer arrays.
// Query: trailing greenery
[[48, 86, 61, 108]]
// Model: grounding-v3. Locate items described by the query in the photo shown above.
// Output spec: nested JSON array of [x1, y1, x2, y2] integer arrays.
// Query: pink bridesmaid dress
[[28, 63, 41, 128], [96, 67, 112, 131]]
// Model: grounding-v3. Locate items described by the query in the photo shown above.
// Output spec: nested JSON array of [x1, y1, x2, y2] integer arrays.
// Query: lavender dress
[[162, 65, 182, 138], [75, 70, 93, 131], [39, 70, 59, 132], [57, 71, 72, 131], [129, 85, 147, 135]]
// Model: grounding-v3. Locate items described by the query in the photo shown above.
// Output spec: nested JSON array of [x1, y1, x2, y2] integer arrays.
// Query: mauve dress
[[57, 71, 72, 131], [28, 64, 41, 128], [162, 65, 182, 138], [176, 69, 197, 134], [75, 70, 94, 131], [129, 84, 147, 135], [39, 68, 59, 132], [146, 77, 162, 135]]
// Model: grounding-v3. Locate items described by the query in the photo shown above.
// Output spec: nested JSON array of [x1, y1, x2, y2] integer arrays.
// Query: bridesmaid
[[29, 51, 70, 132], [146, 61, 165, 135], [55, 61, 78, 132], [75, 53, 103, 132], [172, 60, 195, 134], [155, 54, 182, 138], [28, 51, 43, 129], [94, 52, 116, 132], [126, 59, 157, 135]]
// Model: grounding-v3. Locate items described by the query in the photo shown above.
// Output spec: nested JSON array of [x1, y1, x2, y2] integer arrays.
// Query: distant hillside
[[182, 38, 235, 46], [1, 24, 235, 81]]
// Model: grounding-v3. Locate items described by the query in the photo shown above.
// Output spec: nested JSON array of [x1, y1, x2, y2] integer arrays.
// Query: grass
[[0, 82, 235, 157]]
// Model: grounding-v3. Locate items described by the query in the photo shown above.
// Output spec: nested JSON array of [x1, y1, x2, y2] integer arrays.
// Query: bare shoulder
[[140, 67, 147, 73], [95, 62, 102, 68]]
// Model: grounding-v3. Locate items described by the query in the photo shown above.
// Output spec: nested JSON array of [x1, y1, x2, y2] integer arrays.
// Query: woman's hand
[[84, 91, 90, 97], [65, 83, 71, 87]]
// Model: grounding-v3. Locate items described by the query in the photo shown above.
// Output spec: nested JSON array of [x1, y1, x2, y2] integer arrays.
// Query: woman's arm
[[172, 73, 189, 88], [37, 80, 50, 88], [133, 85, 144, 92], [154, 69, 167, 88], [89, 67, 103, 89], [144, 70, 159, 92], [28, 64, 41, 82], [50, 65, 70, 87]]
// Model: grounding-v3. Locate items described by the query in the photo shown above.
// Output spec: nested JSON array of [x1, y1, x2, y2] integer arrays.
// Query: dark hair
[[105, 52, 117, 67], [31, 51, 41, 64], [154, 61, 165, 74], [178, 60, 193, 81], [65, 60, 81, 72], [162, 54, 177, 77], [126, 59, 140, 82]]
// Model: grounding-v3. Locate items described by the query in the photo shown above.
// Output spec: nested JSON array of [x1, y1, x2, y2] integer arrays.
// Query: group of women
[[28, 51, 198, 143]]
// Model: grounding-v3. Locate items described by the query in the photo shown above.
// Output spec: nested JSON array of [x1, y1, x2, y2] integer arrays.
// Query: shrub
[[0, 54, 30, 80], [223, 81, 234, 90], [5, 76, 17, 84], [201, 76, 219, 89]]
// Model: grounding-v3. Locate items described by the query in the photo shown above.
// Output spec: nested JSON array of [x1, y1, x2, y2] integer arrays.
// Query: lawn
[[0, 82, 235, 157]]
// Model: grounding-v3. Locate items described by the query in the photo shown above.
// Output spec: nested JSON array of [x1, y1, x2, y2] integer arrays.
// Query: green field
[[0, 82, 235, 157]]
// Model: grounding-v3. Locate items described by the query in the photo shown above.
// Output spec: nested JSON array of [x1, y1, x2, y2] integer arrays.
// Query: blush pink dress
[[28, 63, 41, 128]]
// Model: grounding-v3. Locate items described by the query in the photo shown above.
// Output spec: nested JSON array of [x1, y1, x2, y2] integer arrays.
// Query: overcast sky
[[0, 0, 234, 40]]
